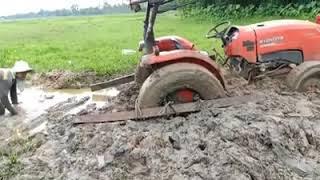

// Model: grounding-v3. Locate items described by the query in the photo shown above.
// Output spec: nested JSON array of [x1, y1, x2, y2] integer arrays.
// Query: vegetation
[[186, 0, 317, 6], [0, 14, 142, 75], [0, 0, 319, 75], [0, 13, 238, 75], [182, 1, 320, 20]]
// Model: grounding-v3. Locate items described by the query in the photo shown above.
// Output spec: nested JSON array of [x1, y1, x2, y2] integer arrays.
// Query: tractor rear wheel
[[286, 61, 320, 91], [137, 63, 226, 108]]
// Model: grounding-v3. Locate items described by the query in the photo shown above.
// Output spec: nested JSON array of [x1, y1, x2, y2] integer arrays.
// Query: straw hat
[[12, 60, 32, 73]]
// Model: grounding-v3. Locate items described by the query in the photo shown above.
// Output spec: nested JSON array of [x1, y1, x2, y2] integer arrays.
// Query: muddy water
[[0, 87, 119, 128]]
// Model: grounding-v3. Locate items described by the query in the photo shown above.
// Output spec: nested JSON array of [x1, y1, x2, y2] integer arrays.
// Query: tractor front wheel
[[137, 63, 225, 108]]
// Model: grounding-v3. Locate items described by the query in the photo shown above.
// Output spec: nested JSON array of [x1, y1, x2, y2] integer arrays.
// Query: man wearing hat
[[0, 60, 32, 116]]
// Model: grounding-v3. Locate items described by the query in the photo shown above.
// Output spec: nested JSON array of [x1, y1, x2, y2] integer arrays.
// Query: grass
[[0, 13, 306, 75]]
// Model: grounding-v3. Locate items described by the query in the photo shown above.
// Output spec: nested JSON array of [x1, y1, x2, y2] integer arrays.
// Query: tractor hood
[[224, 19, 320, 64], [247, 19, 319, 32]]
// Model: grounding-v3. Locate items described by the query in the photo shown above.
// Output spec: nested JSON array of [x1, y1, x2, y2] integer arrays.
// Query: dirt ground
[[1, 74, 320, 180]]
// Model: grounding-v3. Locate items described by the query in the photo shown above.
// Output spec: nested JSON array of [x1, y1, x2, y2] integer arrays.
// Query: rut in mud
[[1, 76, 320, 180]]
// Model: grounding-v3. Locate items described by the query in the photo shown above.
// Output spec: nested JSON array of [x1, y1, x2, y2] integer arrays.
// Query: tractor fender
[[137, 50, 226, 89], [286, 61, 320, 91]]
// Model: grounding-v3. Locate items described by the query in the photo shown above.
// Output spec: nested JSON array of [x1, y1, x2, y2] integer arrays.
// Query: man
[[0, 61, 32, 116]]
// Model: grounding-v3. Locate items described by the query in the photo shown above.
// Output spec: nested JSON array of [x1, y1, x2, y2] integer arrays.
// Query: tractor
[[92, 0, 320, 110]]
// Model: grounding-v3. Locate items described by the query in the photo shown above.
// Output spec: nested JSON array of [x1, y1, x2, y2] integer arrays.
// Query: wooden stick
[[90, 74, 135, 91]]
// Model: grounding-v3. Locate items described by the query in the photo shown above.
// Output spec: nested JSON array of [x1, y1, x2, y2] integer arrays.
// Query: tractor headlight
[[232, 32, 239, 40]]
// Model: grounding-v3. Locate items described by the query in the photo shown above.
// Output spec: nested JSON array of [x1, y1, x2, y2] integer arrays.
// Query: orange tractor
[[91, 0, 320, 112]]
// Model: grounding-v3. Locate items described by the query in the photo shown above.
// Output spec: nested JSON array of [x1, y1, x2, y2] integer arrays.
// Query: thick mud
[[31, 70, 133, 89], [31, 71, 103, 89], [1, 75, 320, 180]]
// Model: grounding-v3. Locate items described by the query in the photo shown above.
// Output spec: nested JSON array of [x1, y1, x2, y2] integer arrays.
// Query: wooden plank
[[75, 102, 200, 124], [74, 95, 264, 125], [90, 74, 135, 91]]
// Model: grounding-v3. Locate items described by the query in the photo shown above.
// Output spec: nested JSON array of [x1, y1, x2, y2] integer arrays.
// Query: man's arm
[[10, 80, 18, 104], [1, 95, 17, 115]]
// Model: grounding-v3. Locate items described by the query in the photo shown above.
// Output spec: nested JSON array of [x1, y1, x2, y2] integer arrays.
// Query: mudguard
[[135, 49, 225, 89], [155, 36, 196, 52], [139, 36, 196, 52]]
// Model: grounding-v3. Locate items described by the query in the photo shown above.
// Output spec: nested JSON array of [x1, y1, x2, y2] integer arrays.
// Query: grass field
[[0, 13, 298, 75]]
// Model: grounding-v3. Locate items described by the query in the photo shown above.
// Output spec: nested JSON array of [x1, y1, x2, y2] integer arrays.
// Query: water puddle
[[0, 87, 119, 141], [0, 86, 120, 127], [0, 82, 120, 141]]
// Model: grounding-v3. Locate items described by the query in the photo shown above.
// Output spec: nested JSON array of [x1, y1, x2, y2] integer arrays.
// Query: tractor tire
[[286, 61, 320, 91], [137, 63, 226, 108]]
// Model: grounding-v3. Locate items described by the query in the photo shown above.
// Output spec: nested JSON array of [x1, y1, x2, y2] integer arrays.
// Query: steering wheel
[[206, 21, 231, 39]]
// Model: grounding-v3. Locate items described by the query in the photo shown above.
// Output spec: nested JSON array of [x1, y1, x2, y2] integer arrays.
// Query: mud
[[31, 70, 133, 89], [1, 75, 320, 180], [31, 71, 101, 89]]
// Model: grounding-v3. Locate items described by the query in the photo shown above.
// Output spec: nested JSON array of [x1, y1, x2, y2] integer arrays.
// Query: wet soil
[[1, 75, 320, 180]]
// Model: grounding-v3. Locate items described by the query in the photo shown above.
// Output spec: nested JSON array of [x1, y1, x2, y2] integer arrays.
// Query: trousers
[[0, 102, 5, 115]]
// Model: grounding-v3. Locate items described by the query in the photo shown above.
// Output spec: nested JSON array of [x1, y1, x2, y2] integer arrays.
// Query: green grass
[[0, 13, 305, 75]]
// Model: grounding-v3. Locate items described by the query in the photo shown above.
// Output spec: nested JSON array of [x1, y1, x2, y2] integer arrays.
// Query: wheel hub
[[165, 89, 199, 104], [176, 89, 195, 103]]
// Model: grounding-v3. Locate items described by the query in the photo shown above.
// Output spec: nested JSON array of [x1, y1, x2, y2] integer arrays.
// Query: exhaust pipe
[[316, 15, 320, 24]]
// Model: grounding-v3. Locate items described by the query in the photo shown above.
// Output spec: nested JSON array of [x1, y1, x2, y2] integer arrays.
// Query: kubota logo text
[[259, 36, 284, 45]]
